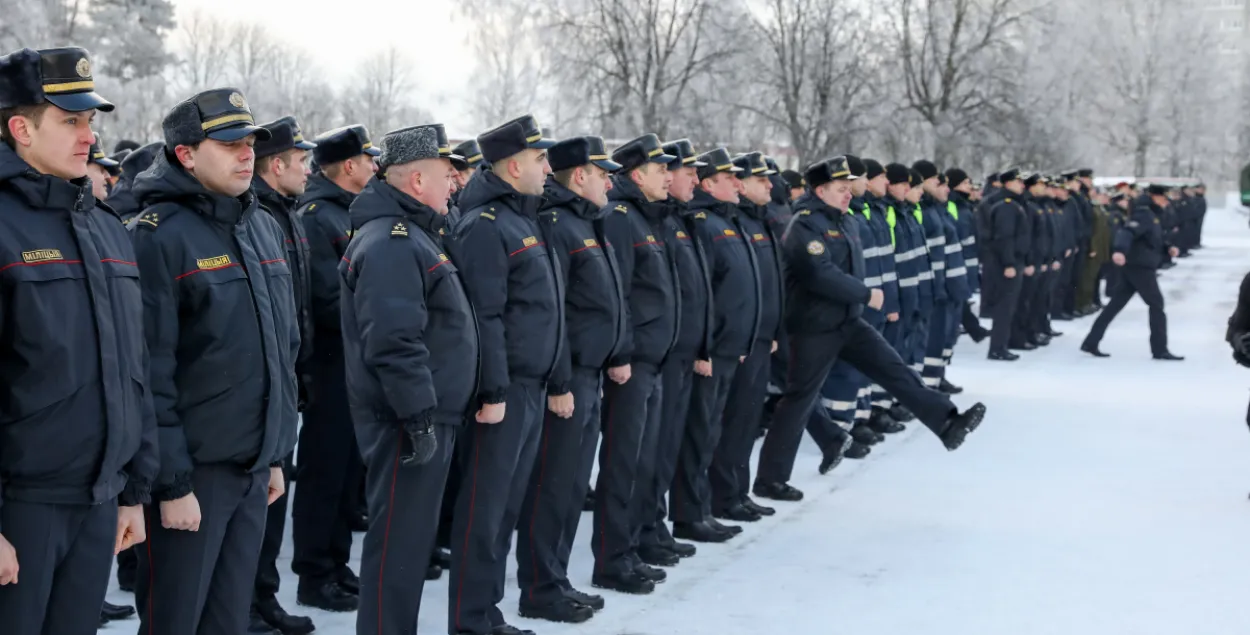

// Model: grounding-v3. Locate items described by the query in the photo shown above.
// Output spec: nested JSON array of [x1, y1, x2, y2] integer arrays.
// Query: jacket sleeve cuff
[[153, 472, 195, 503], [479, 388, 508, 405], [547, 381, 571, 396], [401, 409, 435, 432], [608, 354, 631, 367], [119, 478, 152, 507]]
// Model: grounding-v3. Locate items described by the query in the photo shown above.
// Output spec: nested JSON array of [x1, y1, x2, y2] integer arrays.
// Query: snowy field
[[105, 206, 1250, 635]]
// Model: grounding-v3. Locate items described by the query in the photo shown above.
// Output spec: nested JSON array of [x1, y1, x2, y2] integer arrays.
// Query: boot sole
[[518, 606, 594, 624], [590, 580, 655, 595]]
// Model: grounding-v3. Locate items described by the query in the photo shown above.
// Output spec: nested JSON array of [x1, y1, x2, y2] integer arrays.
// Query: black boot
[[591, 569, 656, 595], [987, 349, 1019, 361], [297, 580, 359, 612], [426, 563, 444, 580], [336, 566, 360, 595], [100, 601, 136, 623], [672, 521, 733, 543], [432, 546, 452, 569], [850, 423, 880, 446], [255, 597, 315, 635], [713, 503, 762, 523], [491, 624, 538, 635], [844, 441, 871, 460], [638, 544, 680, 567], [938, 378, 963, 394], [584, 487, 595, 511], [888, 404, 915, 422], [740, 496, 775, 516], [753, 480, 804, 501], [518, 597, 595, 624], [1080, 343, 1110, 358], [868, 410, 905, 434], [1153, 351, 1184, 361], [940, 403, 988, 451], [705, 516, 743, 536], [248, 608, 281, 634], [564, 587, 606, 611]]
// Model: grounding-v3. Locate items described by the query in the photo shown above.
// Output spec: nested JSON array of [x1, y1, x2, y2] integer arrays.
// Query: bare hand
[[477, 402, 506, 424], [1066, 249, 1073, 257], [267, 467, 285, 506], [1112, 253, 1126, 266], [868, 288, 885, 310], [1004, 267, 1017, 279], [770, 340, 778, 354], [1041, 264, 1049, 272], [1089, 251, 1097, 258], [1024, 265, 1035, 277], [0, 534, 17, 585], [1053, 261, 1062, 270], [160, 493, 202, 532], [886, 312, 900, 323], [607, 365, 631, 385], [115, 505, 146, 554], [1168, 247, 1180, 257], [694, 360, 713, 377], [547, 393, 574, 419]]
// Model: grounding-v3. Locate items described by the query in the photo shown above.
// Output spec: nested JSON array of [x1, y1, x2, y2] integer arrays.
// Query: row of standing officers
[[0, 46, 989, 635]]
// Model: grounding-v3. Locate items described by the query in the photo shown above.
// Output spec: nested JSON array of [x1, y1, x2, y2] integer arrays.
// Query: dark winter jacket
[[657, 197, 710, 361], [1113, 195, 1167, 269], [254, 177, 314, 398], [449, 169, 563, 404], [882, 194, 920, 318], [688, 188, 761, 358], [782, 192, 870, 335], [539, 178, 627, 392], [947, 191, 979, 292], [602, 176, 681, 367], [339, 178, 479, 426], [738, 199, 784, 342], [299, 173, 357, 339], [131, 150, 299, 500], [0, 143, 157, 516]]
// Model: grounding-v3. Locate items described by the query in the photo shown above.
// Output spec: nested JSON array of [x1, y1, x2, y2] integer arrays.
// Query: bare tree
[[348, 45, 431, 137], [887, 0, 1032, 165], [177, 10, 231, 92]]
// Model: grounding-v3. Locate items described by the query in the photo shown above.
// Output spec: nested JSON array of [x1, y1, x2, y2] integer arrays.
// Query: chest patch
[[807, 240, 825, 256], [753, 233, 765, 241], [22, 249, 64, 264], [523, 236, 539, 247], [723, 229, 736, 237], [676, 231, 688, 239], [197, 255, 232, 270], [827, 230, 841, 238], [583, 238, 598, 248]]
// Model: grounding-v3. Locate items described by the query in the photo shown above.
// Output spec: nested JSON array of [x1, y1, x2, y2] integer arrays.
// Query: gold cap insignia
[[75, 58, 92, 78], [229, 92, 247, 109], [807, 240, 825, 256]]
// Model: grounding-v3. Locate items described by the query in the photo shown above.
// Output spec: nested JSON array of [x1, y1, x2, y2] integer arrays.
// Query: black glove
[[1236, 332, 1250, 358], [401, 414, 437, 467]]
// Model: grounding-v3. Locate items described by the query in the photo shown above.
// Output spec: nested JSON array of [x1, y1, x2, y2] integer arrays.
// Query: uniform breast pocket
[[181, 262, 249, 309], [103, 260, 145, 376], [569, 242, 607, 285], [3, 262, 94, 414]]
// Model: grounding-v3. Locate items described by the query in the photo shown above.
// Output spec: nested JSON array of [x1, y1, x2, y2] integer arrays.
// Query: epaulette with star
[[134, 210, 161, 230], [614, 204, 628, 214], [693, 211, 707, 220], [391, 221, 409, 237]]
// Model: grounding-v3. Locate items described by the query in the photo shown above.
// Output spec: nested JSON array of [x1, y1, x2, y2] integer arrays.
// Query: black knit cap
[[912, 159, 939, 181], [864, 159, 885, 180], [844, 155, 866, 178], [908, 169, 922, 188], [885, 163, 911, 185], [945, 168, 969, 189], [1147, 183, 1170, 196]]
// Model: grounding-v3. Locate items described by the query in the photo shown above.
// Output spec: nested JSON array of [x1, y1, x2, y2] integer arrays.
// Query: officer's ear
[[173, 143, 197, 171]]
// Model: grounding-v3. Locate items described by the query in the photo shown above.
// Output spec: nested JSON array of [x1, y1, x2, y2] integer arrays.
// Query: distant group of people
[[0, 42, 1210, 635]]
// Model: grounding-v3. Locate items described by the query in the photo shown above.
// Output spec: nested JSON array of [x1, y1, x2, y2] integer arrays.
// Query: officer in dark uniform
[[980, 168, 1029, 361], [0, 46, 156, 635], [593, 133, 677, 594], [447, 114, 563, 635], [1081, 184, 1183, 360], [109, 141, 162, 223], [671, 147, 760, 540], [514, 136, 624, 623], [639, 138, 712, 552], [946, 168, 990, 343], [755, 157, 988, 500], [248, 116, 318, 635], [130, 87, 298, 635], [713, 151, 781, 518], [86, 134, 119, 201], [1010, 173, 1047, 351], [294, 124, 380, 612], [337, 123, 477, 635]]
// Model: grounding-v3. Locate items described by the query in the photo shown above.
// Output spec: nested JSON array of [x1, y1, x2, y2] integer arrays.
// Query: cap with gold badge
[[0, 47, 114, 112], [89, 133, 119, 168], [161, 88, 272, 149]]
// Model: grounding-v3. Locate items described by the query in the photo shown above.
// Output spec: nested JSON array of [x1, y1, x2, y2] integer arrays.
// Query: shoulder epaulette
[[302, 202, 318, 214], [134, 210, 161, 229], [391, 221, 409, 237], [614, 204, 628, 214], [481, 207, 497, 221], [1004, 198, 1012, 203], [797, 209, 812, 216], [694, 211, 707, 220]]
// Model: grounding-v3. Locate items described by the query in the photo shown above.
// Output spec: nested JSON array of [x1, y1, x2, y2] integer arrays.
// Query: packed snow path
[[107, 207, 1250, 635]]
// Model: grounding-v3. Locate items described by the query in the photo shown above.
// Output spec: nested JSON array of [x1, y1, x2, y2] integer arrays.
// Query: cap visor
[[46, 91, 115, 113], [762, 169, 778, 176], [294, 140, 318, 150], [93, 157, 120, 168], [648, 152, 678, 165], [690, 159, 709, 167], [529, 138, 557, 150], [594, 159, 624, 173], [364, 147, 382, 157], [727, 166, 744, 173], [208, 124, 272, 143]]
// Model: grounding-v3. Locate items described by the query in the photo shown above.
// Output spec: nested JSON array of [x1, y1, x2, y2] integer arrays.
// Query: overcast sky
[[172, 0, 477, 130]]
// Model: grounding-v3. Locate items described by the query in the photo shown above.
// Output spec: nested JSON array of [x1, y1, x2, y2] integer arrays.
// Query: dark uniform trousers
[[449, 378, 544, 635], [254, 453, 294, 605], [1083, 265, 1168, 355], [1053, 254, 1078, 314], [1031, 270, 1056, 337], [640, 355, 695, 549], [710, 340, 771, 512], [758, 320, 956, 485], [989, 274, 1024, 353], [1068, 249, 1086, 313], [136, 465, 269, 635], [669, 356, 737, 524], [591, 363, 662, 577], [292, 341, 364, 588], [355, 421, 456, 635], [1011, 274, 1039, 344], [907, 312, 931, 374], [923, 302, 954, 387], [517, 368, 602, 606], [0, 499, 117, 635]]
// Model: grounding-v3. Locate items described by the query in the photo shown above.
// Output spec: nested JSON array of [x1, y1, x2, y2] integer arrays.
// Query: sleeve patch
[[807, 240, 825, 255]]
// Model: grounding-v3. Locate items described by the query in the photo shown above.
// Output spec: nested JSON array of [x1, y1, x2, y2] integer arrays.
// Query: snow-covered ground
[[105, 206, 1250, 635]]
